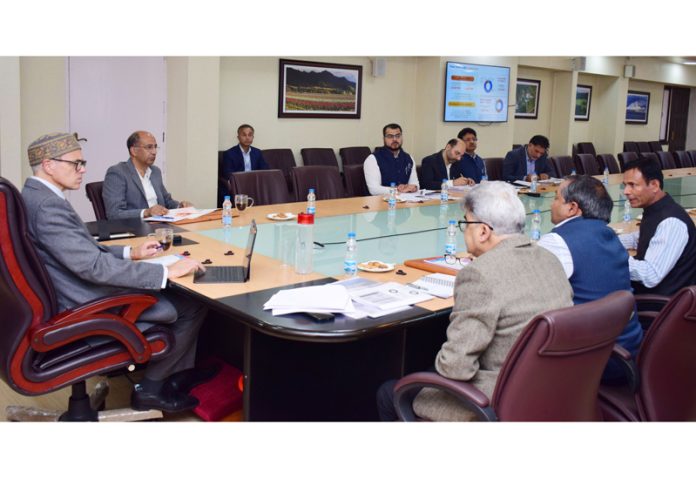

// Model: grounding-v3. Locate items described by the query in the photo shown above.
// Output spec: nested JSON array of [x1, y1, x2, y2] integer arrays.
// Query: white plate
[[382, 196, 406, 203], [357, 261, 395, 273], [611, 227, 624, 234], [267, 212, 296, 221]]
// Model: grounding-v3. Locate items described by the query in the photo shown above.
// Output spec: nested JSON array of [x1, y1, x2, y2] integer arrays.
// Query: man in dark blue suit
[[457, 127, 487, 183], [420, 138, 474, 190], [221, 124, 269, 178], [502, 134, 553, 182]]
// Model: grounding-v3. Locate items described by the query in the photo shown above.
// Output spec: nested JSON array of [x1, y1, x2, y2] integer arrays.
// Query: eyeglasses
[[444, 254, 471, 266], [384, 134, 402, 140], [457, 219, 494, 232], [50, 158, 87, 171], [136, 144, 159, 151]]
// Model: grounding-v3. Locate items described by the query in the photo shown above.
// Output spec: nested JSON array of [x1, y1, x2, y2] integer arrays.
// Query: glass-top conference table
[[156, 170, 696, 420]]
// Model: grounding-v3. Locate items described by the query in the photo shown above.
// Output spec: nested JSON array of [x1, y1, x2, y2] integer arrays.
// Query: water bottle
[[603, 166, 610, 186], [530, 209, 541, 242], [623, 196, 632, 222], [481, 173, 488, 182], [388, 182, 397, 211], [343, 232, 357, 276], [570, 168, 577, 176], [445, 220, 457, 256], [306, 188, 316, 215], [530, 173, 538, 193], [440, 179, 449, 204], [222, 195, 233, 228], [295, 212, 314, 274]]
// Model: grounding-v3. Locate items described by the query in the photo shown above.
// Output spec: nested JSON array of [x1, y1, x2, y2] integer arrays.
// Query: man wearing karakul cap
[[21, 132, 211, 413]]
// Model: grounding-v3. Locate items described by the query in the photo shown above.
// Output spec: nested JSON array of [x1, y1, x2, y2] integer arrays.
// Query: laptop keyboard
[[195, 266, 246, 283]]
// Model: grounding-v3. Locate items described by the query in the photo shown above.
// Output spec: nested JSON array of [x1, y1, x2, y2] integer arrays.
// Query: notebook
[[410, 273, 456, 298], [193, 220, 257, 284]]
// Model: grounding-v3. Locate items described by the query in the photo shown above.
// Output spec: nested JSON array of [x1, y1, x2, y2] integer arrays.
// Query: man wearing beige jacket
[[377, 181, 573, 421]]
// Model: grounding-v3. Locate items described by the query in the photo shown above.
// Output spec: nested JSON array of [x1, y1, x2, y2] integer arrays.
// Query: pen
[[313, 241, 325, 248], [406, 283, 427, 291]]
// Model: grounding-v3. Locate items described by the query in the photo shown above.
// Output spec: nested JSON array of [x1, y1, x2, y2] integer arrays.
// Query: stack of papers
[[263, 284, 355, 316], [144, 207, 217, 223], [411, 273, 456, 298]]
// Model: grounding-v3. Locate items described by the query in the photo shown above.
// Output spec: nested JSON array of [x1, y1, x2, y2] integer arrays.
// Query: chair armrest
[[393, 371, 497, 422], [635, 293, 670, 330], [610, 344, 640, 393], [30, 294, 158, 364], [634, 294, 670, 307]]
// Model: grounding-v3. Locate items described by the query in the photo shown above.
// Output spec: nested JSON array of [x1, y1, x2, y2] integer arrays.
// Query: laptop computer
[[193, 220, 258, 284]]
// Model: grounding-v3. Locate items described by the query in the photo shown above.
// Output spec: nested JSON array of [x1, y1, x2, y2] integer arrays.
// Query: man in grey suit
[[103, 130, 193, 220], [22, 132, 207, 413], [377, 181, 573, 421]]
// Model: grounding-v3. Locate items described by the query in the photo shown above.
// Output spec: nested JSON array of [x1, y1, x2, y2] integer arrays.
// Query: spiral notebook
[[411, 273, 456, 299]]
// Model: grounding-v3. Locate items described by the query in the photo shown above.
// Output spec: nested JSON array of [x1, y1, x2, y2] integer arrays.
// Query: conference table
[[106, 168, 696, 420]]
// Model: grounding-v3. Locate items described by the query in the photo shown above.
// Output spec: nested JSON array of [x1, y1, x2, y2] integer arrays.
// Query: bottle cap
[[390, 182, 396, 187], [533, 209, 540, 213], [448, 220, 456, 224], [348, 232, 356, 238], [297, 212, 314, 225], [224, 195, 230, 200], [442, 179, 448, 183], [308, 188, 315, 193]]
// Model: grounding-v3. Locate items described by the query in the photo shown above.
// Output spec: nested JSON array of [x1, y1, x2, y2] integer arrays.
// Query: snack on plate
[[360, 261, 389, 270], [275, 213, 289, 219]]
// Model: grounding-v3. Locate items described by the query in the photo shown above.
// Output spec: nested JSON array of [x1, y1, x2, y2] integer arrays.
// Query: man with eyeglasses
[[502, 134, 553, 183], [376, 182, 572, 421], [103, 130, 193, 219], [21, 132, 209, 413], [419, 138, 474, 190], [457, 127, 487, 183], [363, 123, 419, 195]]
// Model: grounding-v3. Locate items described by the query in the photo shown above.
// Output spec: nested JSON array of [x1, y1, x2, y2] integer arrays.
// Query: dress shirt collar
[[553, 215, 581, 229], [30, 176, 66, 199]]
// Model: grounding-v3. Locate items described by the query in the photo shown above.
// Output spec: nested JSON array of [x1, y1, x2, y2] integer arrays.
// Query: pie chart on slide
[[495, 99, 504, 112], [483, 80, 493, 92]]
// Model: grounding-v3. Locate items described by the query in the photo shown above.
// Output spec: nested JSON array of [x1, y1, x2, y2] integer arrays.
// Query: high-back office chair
[[85, 181, 107, 221], [623, 142, 639, 154], [575, 153, 601, 175], [688, 151, 696, 166], [231, 169, 291, 206], [599, 287, 696, 421], [649, 141, 663, 153], [640, 152, 659, 164], [393, 291, 634, 421], [0, 177, 173, 421], [656, 151, 677, 170], [596, 154, 621, 174], [484, 157, 503, 181], [262, 148, 296, 194], [339, 146, 371, 167], [217, 150, 232, 208], [394, 291, 634, 421], [674, 151, 694, 168], [415, 165, 424, 186], [300, 148, 339, 168], [343, 164, 370, 197], [617, 152, 639, 170], [636, 142, 652, 154], [291, 166, 345, 201], [576, 142, 597, 158], [549, 155, 575, 177]]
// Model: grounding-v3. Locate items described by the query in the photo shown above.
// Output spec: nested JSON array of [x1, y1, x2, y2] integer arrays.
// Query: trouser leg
[[376, 379, 399, 421]]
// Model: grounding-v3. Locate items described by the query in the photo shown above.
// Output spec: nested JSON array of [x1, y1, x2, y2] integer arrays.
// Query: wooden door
[[668, 87, 690, 152]]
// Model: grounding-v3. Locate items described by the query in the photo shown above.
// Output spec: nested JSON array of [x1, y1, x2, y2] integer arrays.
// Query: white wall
[[687, 88, 696, 151], [0, 57, 22, 185]]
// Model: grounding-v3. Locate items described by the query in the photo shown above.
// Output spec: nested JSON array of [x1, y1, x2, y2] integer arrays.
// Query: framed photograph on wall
[[575, 84, 592, 121], [514, 78, 541, 119], [625, 90, 650, 124], [278, 59, 362, 119]]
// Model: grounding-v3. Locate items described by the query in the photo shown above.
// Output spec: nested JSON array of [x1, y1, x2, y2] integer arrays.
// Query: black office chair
[[262, 148, 296, 194], [339, 146, 371, 167], [574, 153, 601, 175], [576, 142, 597, 157], [636, 142, 651, 154], [623, 142, 639, 154], [673, 151, 694, 168], [549, 156, 575, 177], [0, 176, 173, 421], [656, 151, 677, 170], [85, 181, 107, 220], [343, 164, 370, 197], [618, 152, 639, 170], [640, 152, 659, 165], [649, 141, 663, 153], [300, 148, 339, 168], [596, 154, 621, 174]]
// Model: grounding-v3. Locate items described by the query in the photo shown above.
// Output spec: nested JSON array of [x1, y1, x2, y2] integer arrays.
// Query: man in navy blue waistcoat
[[363, 123, 419, 196], [538, 175, 643, 383]]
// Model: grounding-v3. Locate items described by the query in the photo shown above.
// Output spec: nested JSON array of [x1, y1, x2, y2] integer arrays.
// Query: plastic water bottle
[[295, 212, 314, 274], [343, 232, 357, 276], [530, 209, 541, 242], [388, 182, 397, 211], [440, 179, 449, 204], [481, 172, 488, 182], [222, 195, 233, 228], [603, 166, 610, 186], [570, 168, 577, 176], [445, 220, 457, 256], [530, 173, 538, 193], [306, 188, 316, 215], [623, 196, 632, 222]]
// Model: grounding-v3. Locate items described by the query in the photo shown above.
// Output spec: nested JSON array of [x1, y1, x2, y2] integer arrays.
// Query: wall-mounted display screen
[[443, 62, 510, 123]]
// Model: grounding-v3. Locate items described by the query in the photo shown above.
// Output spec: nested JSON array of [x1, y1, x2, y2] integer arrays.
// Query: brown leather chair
[[0, 177, 173, 421], [656, 151, 677, 170], [291, 166, 345, 201], [262, 148, 296, 194], [217, 150, 233, 208], [230, 169, 291, 206], [549, 155, 575, 177], [597, 154, 621, 174], [673, 151, 694, 168], [576, 142, 597, 157], [623, 142, 639, 154], [300, 148, 339, 168], [484, 157, 503, 181], [393, 291, 635, 421], [618, 152, 639, 170], [649, 141, 663, 153], [599, 287, 696, 421], [575, 153, 601, 175], [339, 146, 371, 167], [343, 164, 369, 197], [85, 181, 107, 220]]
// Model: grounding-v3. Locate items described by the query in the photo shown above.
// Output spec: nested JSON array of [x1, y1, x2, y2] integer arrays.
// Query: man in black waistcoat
[[363, 123, 420, 195], [618, 157, 696, 296]]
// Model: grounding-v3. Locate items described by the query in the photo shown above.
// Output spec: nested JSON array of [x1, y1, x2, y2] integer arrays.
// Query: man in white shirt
[[363, 123, 419, 195], [103, 130, 193, 220]]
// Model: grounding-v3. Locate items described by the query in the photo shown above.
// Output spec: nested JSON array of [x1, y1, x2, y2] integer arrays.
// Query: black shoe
[[131, 388, 199, 413], [164, 363, 222, 394]]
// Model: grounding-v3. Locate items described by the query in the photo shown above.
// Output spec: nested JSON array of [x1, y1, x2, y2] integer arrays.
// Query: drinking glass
[[155, 227, 174, 251], [235, 194, 254, 213]]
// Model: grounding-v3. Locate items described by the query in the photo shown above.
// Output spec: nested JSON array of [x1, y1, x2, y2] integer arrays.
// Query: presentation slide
[[444, 62, 510, 122]]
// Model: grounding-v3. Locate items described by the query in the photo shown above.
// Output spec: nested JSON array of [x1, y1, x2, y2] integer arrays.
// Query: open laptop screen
[[243, 219, 258, 280]]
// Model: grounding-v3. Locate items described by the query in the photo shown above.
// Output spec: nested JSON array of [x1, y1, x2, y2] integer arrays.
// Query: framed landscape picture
[[278, 59, 362, 119], [515, 78, 541, 119], [625, 90, 650, 124], [575, 84, 592, 121]]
